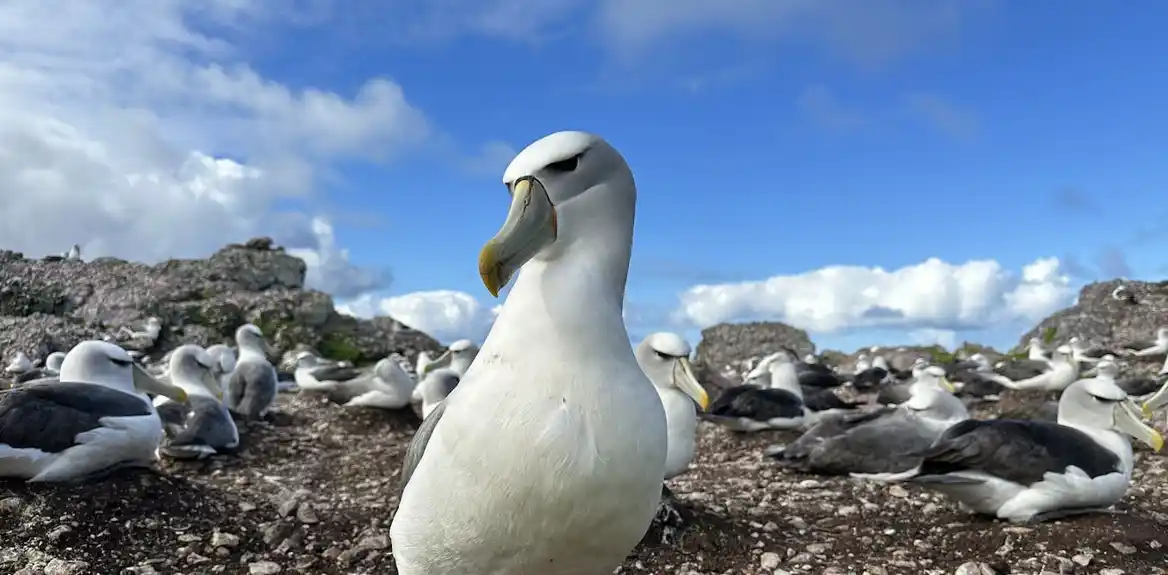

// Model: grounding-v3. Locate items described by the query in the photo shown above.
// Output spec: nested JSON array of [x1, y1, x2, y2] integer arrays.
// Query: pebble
[[248, 561, 282, 574], [954, 562, 996, 575], [1110, 541, 1137, 554], [759, 552, 781, 569], [211, 531, 241, 548], [42, 559, 88, 575], [1072, 553, 1093, 566]]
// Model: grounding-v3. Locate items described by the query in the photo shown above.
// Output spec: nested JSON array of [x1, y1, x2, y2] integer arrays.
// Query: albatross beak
[[425, 350, 452, 376], [939, 377, 956, 393], [673, 357, 710, 411], [1115, 400, 1164, 452], [479, 176, 558, 297], [132, 364, 188, 403], [1142, 382, 1168, 418], [202, 368, 224, 400]]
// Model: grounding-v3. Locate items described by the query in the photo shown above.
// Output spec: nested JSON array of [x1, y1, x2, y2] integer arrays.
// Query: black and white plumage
[[876, 365, 954, 406], [949, 354, 1007, 398], [707, 350, 857, 432], [1112, 285, 1138, 305], [224, 324, 277, 420], [1067, 337, 1114, 366], [344, 355, 420, 410], [995, 345, 1079, 392], [774, 386, 967, 476], [0, 340, 189, 481], [156, 344, 239, 459], [410, 367, 460, 419], [856, 376, 1163, 523], [1120, 327, 1168, 358]]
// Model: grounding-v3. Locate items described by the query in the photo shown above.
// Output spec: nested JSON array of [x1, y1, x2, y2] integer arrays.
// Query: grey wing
[[0, 382, 151, 453], [401, 400, 447, 491], [169, 396, 239, 450], [913, 420, 1120, 485], [309, 364, 362, 382], [811, 415, 938, 475], [1118, 376, 1162, 397], [876, 383, 911, 405], [226, 367, 247, 410], [230, 362, 276, 417], [1122, 339, 1155, 351]]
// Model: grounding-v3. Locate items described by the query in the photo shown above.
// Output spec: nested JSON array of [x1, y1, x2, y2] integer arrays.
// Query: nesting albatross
[[0, 341, 188, 481], [390, 131, 668, 575], [156, 345, 239, 459], [858, 376, 1163, 523], [224, 324, 278, 420]]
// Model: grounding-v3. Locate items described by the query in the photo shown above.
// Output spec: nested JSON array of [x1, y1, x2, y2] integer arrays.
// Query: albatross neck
[[483, 223, 634, 363]]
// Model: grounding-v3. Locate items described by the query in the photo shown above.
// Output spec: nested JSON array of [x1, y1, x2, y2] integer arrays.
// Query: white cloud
[[673, 257, 1075, 334], [287, 218, 392, 299], [0, 0, 427, 297], [338, 290, 502, 344]]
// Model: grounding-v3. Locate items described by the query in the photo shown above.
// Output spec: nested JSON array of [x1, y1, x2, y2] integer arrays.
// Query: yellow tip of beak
[[1143, 403, 1154, 419], [478, 243, 502, 298], [1151, 431, 1164, 453], [175, 388, 189, 403]]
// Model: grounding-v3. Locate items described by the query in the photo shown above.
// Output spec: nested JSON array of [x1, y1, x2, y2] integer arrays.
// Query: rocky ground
[[1, 393, 1167, 575]]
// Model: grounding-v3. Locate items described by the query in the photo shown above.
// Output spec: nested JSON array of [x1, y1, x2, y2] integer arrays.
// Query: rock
[[0, 240, 443, 366], [248, 561, 282, 574], [1019, 279, 1168, 372], [759, 551, 781, 569], [42, 559, 88, 575], [694, 321, 815, 384], [210, 531, 240, 548], [954, 561, 996, 575]]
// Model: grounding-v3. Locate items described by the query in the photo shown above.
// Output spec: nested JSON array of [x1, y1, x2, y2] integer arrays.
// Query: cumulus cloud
[[337, 291, 501, 344], [0, 0, 427, 297], [673, 257, 1075, 334], [287, 218, 393, 299]]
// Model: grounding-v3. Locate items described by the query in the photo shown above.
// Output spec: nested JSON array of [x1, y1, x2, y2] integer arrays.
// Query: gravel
[[2, 393, 1167, 574]]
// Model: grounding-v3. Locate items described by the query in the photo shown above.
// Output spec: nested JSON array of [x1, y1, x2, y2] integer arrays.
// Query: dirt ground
[[1, 392, 1167, 575]]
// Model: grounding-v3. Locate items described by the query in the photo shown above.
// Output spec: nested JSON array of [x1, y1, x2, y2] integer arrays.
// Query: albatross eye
[[545, 154, 581, 174], [109, 357, 133, 367], [654, 351, 671, 360]]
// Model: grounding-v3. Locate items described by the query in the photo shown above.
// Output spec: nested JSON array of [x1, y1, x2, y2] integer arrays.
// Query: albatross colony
[[4, 138, 1168, 573]]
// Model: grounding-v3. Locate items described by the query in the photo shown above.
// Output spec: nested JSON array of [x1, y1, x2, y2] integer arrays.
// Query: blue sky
[[6, 1, 1165, 354], [248, 2, 1168, 351]]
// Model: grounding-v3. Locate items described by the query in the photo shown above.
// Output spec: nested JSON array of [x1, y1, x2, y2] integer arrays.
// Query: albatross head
[[919, 365, 956, 393], [1061, 377, 1162, 452], [479, 131, 634, 298], [45, 351, 66, 373], [424, 339, 480, 375], [634, 332, 709, 411], [236, 323, 274, 357], [169, 344, 223, 399], [62, 340, 187, 403]]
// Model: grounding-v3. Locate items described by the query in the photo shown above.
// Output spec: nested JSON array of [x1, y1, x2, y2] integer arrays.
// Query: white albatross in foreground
[[0, 340, 188, 481], [390, 131, 668, 575], [857, 376, 1163, 523]]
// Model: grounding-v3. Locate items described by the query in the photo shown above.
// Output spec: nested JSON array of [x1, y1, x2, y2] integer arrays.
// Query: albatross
[[421, 339, 479, 377], [633, 332, 710, 479], [1121, 327, 1168, 357], [156, 345, 239, 459], [858, 376, 1163, 523], [390, 131, 668, 575], [0, 340, 188, 481], [4, 352, 31, 376], [224, 324, 278, 419]]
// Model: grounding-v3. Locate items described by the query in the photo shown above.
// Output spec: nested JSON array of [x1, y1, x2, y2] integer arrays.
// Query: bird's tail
[[159, 443, 217, 460], [850, 465, 921, 482]]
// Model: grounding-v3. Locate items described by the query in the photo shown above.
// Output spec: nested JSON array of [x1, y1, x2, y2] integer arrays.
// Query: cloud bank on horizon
[[1, 0, 1148, 353]]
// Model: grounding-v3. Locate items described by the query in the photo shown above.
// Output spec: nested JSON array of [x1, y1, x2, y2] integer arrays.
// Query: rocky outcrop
[[1019, 279, 1168, 371], [0, 238, 442, 365], [694, 321, 815, 374]]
